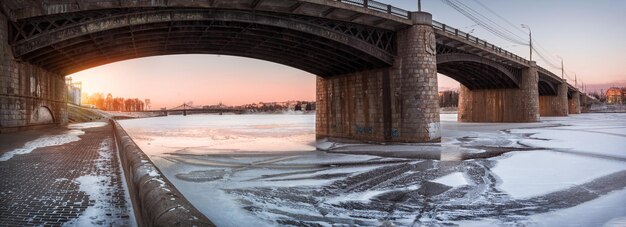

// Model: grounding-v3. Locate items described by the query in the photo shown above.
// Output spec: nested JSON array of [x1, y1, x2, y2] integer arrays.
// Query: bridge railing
[[335, 0, 529, 65], [337, 0, 411, 19], [432, 20, 529, 65]]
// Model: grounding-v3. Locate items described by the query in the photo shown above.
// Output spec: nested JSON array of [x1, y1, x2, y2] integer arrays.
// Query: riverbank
[[586, 103, 626, 113], [0, 121, 135, 226]]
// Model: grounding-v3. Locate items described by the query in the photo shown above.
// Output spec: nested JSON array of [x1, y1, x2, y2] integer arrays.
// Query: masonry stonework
[[568, 91, 581, 114], [316, 12, 440, 143], [0, 12, 67, 132], [539, 81, 568, 116], [389, 12, 440, 142], [458, 62, 540, 122]]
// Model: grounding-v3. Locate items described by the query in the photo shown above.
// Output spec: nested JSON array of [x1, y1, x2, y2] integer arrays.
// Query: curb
[[110, 119, 214, 227]]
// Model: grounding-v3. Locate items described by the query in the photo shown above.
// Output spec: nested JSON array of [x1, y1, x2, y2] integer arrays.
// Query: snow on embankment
[[68, 104, 106, 123], [110, 119, 214, 226], [0, 122, 107, 161]]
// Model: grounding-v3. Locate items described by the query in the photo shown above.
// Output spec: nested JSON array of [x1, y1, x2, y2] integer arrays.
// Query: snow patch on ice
[[492, 150, 626, 199], [512, 128, 626, 159], [432, 172, 468, 187], [440, 113, 458, 122], [326, 190, 392, 204], [524, 188, 626, 227], [0, 130, 84, 161], [605, 217, 626, 227], [315, 139, 335, 151]]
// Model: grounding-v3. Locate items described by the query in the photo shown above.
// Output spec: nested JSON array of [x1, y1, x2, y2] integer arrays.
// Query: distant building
[[606, 87, 625, 104], [145, 99, 151, 110], [65, 77, 82, 105]]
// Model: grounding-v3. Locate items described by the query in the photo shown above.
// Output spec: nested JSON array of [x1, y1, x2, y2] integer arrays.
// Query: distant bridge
[[143, 104, 245, 115], [0, 0, 588, 143]]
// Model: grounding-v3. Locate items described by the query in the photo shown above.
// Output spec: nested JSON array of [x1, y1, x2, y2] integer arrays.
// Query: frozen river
[[119, 113, 626, 226]]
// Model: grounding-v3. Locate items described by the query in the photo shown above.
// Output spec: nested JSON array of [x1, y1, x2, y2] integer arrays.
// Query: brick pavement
[[0, 122, 132, 226]]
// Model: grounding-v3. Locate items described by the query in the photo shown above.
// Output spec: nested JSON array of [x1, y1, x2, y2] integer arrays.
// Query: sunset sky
[[69, 0, 626, 109]]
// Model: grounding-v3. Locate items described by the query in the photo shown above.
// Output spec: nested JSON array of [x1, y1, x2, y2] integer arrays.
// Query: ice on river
[[119, 113, 626, 226], [492, 150, 626, 199]]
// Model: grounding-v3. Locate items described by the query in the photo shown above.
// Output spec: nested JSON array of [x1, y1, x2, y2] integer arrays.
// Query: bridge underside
[[10, 9, 396, 77], [438, 62, 519, 90], [0, 7, 406, 137]]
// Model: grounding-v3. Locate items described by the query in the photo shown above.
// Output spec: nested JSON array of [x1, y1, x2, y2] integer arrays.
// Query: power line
[[470, 0, 564, 69], [446, 0, 527, 45], [453, 0, 528, 43], [440, 0, 527, 45], [470, 0, 527, 34], [439, 0, 577, 80], [532, 46, 561, 69]]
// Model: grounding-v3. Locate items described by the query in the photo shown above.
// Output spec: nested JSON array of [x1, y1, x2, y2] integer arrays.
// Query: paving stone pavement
[[0, 122, 132, 226]]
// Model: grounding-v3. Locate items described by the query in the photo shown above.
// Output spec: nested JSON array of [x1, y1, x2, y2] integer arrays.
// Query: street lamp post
[[557, 56, 564, 79], [521, 24, 532, 61], [418, 0, 422, 12]]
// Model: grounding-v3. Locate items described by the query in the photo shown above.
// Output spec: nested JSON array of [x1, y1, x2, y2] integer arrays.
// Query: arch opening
[[68, 54, 317, 111], [436, 53, 521, 90], [538, 80, 558, 96], [30, 106, 55, 124]]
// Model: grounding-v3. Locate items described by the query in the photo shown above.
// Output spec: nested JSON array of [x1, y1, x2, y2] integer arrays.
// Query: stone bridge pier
[[568, 91, 581, 114], [457, 62, 540, 122], [316, 12, 441, 143], [539, 81, 569, 116], [0, 12, 66, 132]]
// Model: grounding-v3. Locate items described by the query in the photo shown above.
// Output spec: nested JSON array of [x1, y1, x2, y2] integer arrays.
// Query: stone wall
[[111, 120, 214, 226], [458, 62, 539, 122], [0, 11, 66, 133], [539, 82, 568, 116], [316, 12, 440, 143]]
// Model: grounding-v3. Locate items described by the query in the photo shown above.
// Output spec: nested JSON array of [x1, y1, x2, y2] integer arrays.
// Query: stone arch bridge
[[0, 0, 584, 142]]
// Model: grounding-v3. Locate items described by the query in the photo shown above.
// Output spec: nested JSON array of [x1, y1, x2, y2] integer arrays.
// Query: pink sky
[[69, 55, 462, 109], [70, 55, 317, 109]]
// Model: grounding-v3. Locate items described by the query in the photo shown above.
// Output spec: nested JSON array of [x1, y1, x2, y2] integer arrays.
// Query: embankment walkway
[[0, 121, 132, 226]]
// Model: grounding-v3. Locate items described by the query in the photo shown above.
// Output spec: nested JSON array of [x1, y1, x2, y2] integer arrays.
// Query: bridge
[[146, 103, 245, 115], [0, 0, 586, 142]]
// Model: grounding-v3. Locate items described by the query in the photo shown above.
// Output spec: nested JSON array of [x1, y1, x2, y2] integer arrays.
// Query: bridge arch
[[436, 53, 520, 90], [538, 78, 558, 96], [10, 8, 396, 77]]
